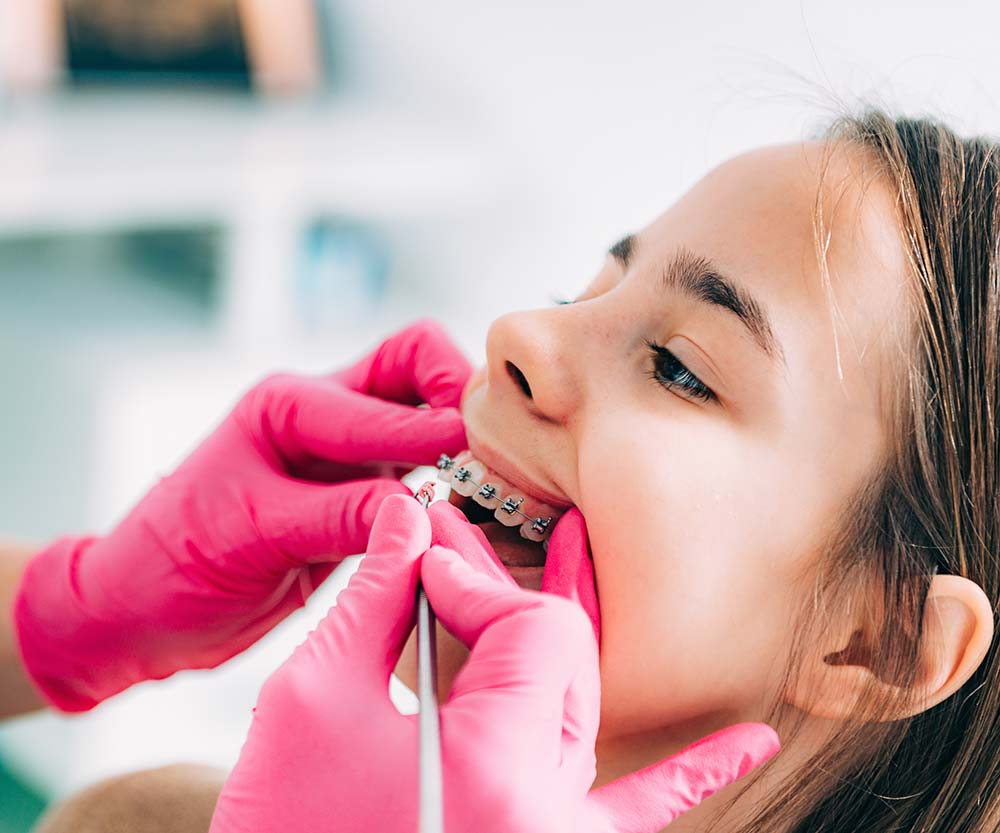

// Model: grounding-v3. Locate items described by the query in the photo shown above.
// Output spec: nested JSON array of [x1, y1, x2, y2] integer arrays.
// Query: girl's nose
[[484, 309, 582, 423]]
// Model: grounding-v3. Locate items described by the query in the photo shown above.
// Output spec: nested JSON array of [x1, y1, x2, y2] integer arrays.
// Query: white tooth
[[472, 476, 503, 509], [519, 515, 552, 542], [494, 493, 526, 526], [437, 457, 457, 483], [437, 454, 454, 483], [437, 452, 471, 484], [451, 461, 482, 497]]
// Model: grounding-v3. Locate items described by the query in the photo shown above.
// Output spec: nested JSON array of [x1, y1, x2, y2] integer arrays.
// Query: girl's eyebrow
[[607, 234, 787, 370]]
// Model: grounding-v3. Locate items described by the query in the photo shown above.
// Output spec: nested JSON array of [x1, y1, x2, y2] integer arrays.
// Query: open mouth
[[439, 449, 570, 589]]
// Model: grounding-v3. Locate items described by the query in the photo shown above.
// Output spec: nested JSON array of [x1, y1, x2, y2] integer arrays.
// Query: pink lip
[[465, 435, 573, 509]]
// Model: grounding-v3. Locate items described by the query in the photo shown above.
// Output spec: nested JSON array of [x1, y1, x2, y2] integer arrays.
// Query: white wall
[[327, 0, 1000, 333]]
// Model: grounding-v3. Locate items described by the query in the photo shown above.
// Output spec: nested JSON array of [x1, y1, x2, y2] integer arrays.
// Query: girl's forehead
[[634, 139, 911, 367], [640, 141, 899, 267]]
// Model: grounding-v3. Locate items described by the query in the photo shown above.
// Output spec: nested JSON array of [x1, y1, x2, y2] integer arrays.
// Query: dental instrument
[[411, 455, 555, 832], [414, 480, 444, 833]]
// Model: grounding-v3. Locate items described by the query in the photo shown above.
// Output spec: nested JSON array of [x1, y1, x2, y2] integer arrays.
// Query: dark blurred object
[[62, 0, 251, 88], [2, 0, 322, 94]]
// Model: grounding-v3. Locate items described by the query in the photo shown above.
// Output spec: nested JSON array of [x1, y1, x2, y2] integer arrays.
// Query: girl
[[31, 105, 1000, 832], [390, 106, 1000, 832]]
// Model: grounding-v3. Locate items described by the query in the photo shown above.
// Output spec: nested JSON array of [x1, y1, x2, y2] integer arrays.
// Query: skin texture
[[395, 139, 995, 831]]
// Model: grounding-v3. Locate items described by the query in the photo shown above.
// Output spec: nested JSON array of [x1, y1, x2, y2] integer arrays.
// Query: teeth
[[437, 451, 566, 542], [519, 515, 552, 542], [472, 480, 502, 509], [495, 494, 526, 527], [451, 460, 485, 497], [437, 450, 472, 484]]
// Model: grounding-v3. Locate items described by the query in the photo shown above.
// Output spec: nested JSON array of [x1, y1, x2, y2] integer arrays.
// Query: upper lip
[[466, 435, 573, 509]]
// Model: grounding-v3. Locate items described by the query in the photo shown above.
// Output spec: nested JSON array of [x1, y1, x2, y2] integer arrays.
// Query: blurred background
[[0, 0, 997, 828]]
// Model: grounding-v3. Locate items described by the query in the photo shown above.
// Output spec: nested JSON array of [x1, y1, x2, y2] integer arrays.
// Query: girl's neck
[[593, 708, 818, 833]]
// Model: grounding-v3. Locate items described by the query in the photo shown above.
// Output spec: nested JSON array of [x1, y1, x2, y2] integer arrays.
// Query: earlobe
[[783, 575, 995, 722], [901, 574, 995, 717]]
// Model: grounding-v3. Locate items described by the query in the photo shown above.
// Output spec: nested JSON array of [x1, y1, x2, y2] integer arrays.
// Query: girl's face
[[397, 140, 909, 749]]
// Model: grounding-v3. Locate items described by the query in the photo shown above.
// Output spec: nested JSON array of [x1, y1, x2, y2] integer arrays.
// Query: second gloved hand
[[209, 494, 781, 833]]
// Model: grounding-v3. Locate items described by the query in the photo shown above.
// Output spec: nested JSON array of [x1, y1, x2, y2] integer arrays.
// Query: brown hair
[[709, 107, 1000, 831]]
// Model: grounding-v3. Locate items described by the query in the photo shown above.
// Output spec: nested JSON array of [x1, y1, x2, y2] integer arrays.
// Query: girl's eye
[[551, 298, 715, 403], [644, 338, 716, 403]]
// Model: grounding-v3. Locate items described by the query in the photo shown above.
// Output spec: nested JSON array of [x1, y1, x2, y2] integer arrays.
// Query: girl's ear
[[784, 575, 995, 721]]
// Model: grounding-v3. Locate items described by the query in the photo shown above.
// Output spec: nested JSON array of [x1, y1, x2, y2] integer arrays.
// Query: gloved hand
[[208, 494, 781, 833], [13, 319, 472, 712], [425, 499, 600, 643]]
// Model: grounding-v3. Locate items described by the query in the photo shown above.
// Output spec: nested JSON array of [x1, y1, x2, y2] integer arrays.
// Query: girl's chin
[[448, 490, 547, 591]]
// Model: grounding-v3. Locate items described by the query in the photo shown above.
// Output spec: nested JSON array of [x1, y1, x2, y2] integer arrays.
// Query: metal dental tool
[[414, 480, 444, 833], [412, 455, 555, 831]]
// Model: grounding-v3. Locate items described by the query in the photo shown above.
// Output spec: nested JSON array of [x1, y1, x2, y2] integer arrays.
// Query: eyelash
[[550, 296, 716, 403], [643, 339, 715, 402]]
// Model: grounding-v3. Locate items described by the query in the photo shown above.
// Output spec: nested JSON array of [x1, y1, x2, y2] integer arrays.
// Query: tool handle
[[417, 581, 444, 833]]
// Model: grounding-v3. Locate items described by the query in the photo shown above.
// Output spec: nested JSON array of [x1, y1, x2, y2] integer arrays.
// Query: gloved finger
[[557, 617, 602, 785], [292, 385, 468, 465], [333, 318, 473, 409], [537, 509, 603, 778], [541, 508, 601, 645], [296, 480, 471, 590], [420, 545, 595, 769], [249, 374, 468, 470], [260, 478, 412, 569], [296, 494, 431, 693], [585, 722, 781, 833], [427, 500, 519, 588]]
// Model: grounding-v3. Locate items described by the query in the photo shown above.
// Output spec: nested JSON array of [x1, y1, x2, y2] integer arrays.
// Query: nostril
[[505, 360, 533, 399]]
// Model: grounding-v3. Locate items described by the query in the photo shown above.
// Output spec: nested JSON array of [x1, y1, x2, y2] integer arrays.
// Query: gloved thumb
[[541, 508, 601, 645], [268, 477, 414, 569], [585, 722, 781, 833], [293, 494, 431, 696], [420, 544, 597, 765]]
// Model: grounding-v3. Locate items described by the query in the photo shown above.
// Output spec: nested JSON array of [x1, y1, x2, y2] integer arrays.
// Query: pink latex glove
[[13, 319, 471, 713], [209, 494, 781, 833]]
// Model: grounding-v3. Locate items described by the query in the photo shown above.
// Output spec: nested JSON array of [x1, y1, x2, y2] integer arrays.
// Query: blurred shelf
[[0, 90, 516, 345], [0, 91, 507, 233]]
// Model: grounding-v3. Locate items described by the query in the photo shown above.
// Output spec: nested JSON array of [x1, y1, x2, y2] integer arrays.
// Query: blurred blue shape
[[296, 219, 390, 332]]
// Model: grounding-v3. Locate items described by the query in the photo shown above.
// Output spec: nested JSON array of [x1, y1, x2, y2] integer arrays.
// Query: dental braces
[[436, 453, 553, 537]]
